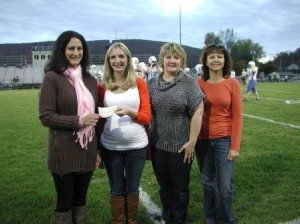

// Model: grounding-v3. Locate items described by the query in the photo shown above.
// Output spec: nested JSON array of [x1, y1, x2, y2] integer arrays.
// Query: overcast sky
[[0, 0, 299, 57]]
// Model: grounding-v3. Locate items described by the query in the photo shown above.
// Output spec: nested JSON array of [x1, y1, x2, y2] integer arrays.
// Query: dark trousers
[[152, 147, 192, 224], [52, 171, 93, 212]]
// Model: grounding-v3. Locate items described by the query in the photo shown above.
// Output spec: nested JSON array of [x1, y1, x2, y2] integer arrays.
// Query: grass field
[[0, 82, 299, 224]]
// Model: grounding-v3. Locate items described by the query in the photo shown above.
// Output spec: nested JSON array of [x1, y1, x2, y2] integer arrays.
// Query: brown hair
[[200, 45, 232, 81]]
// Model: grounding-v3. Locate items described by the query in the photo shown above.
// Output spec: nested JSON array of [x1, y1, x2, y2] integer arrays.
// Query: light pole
[[179, 3, 181, 45]]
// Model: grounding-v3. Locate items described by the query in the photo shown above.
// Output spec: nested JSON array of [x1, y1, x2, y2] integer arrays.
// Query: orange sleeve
[[135, 77, 152, 125], [230, 79, 243, 151], [96, 83, 106, 143]]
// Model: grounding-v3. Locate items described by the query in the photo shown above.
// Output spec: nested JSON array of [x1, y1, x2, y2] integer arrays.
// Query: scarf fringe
[[75, 127, 95, 150]]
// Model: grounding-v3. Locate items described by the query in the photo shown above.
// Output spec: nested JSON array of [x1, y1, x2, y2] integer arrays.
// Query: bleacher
[[22, 67, 34, 84], [0, 64, 105, 89], [0, 67, 16, 88], [0, 66, 44, 89], [32, 67, 44, 83]]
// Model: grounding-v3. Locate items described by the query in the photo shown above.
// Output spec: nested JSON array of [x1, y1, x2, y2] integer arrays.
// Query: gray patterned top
[[148, 70, 205, 153]]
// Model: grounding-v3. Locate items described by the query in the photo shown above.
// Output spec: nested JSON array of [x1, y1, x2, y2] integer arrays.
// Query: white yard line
[[285, 100, 300, 104], [261, 97, 288, 102], [279, 218, 300, 224], [256, 89, 291, 93], [139, 187, 162, 223], [243, 114, 300, 129], [259, 97, 300, 104]]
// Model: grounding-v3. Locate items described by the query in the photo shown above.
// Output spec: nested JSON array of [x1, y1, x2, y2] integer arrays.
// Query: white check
[[98, 105, 117, 118]]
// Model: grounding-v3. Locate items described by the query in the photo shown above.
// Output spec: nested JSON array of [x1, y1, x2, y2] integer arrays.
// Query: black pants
[[152, 147, 192, 223], [52, 171, 93, 212]]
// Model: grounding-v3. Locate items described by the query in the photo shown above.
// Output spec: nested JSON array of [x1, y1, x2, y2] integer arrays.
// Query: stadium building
[[0, 46, 105, 89]]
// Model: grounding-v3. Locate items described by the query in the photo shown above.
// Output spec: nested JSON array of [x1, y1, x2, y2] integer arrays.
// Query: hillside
[[0, 39, 202, 68]]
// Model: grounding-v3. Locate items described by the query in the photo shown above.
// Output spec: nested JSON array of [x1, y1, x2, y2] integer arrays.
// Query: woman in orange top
[[196, 45, 243, 224]]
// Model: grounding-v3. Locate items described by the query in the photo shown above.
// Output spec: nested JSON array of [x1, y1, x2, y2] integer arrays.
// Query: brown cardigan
[[39, 71, 98, 175]]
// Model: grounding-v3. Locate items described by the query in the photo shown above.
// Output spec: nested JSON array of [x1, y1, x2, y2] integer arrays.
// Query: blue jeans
[[151, 147, 192, 223], [195, 137, 235, 224], [101, 147, 147, 196]]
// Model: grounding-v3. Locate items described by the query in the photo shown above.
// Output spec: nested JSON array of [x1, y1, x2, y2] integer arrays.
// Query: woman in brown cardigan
[[39, 30, 100, 224]]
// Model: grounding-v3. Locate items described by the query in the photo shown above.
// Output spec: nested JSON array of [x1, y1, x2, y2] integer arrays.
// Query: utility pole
[[179, 3, 182, 45]]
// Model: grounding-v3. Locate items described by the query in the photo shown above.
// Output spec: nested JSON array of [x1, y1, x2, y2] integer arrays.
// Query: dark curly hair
[[44, 30, 90, 77], [200, 45, 232, 81]]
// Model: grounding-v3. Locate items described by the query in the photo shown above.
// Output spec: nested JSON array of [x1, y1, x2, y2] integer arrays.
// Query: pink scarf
[[64, 65, 95, 149]]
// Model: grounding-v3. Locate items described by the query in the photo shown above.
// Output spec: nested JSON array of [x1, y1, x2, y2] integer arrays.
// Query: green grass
[[0, 82, 299, 223]]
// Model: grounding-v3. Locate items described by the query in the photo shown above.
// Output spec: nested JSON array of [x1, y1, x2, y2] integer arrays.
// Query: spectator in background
[[131, 57, 139, 75], [136, 61, 147, 80], [97, 70, 103, 82], [39, 30, 100, 224], [230, 69, 236, 78], [241, 68, 247, 85], [90, 64, 97, 78], [195, 63, 203, 77], [184, 67, 190, 75], [196, 45, 243, 224], [146, 55, 160, 81], [148, 42, 205, 223], [97, 42, 151, 224]]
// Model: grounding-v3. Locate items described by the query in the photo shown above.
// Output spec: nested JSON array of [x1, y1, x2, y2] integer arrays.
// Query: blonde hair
[[158, 42, 187, 70], [102, 42, 136, 90]]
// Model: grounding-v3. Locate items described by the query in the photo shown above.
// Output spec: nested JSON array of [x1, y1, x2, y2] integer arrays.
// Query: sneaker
[[256, 98, 260, 102]]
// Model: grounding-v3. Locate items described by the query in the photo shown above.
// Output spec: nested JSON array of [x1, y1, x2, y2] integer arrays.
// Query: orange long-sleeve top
[[197, 78, 243, 151]]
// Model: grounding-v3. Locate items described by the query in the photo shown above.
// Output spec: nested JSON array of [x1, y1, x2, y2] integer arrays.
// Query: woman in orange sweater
[[196, 45, 243, 224]]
